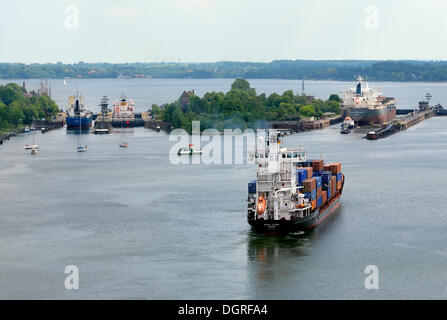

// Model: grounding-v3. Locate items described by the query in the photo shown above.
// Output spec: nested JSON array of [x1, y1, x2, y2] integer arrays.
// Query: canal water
[[0, 79, 447, 299]]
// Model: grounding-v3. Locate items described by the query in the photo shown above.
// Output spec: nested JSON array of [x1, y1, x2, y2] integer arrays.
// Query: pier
[[366, 107, 438, 140]]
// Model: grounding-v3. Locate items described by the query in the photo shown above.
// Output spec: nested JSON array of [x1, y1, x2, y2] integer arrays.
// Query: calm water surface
[[0, 79, 447, 299]]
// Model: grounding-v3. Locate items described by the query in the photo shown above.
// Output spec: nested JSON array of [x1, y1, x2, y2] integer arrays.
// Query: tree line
[[0, 83, 59, 130], [150, 79, 341, 132], [2, 60, 447, 81]]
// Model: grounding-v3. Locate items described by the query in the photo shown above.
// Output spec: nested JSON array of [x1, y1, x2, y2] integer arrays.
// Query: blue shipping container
[[304, 191, 317, 201], [317, 196, 323, 208], [248, 180, 257, 194], [337, 172, 342, 182], [314, 176, 322, 189], [297, 169, 308, 184], [321, 171, 332, 184]]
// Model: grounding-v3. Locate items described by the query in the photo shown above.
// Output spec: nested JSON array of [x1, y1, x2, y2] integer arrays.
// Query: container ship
[[66, 94, 92, 130], [341, 77, 396, 125], [247, 130, 344, 234]]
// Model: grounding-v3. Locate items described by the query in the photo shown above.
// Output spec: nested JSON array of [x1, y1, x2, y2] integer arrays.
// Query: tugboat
[[341, 115, 355, 129], [247, 130, 344, 234]]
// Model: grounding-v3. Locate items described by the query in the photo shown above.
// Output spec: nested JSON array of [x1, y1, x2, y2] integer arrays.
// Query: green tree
[[231, 78, 251, 92]]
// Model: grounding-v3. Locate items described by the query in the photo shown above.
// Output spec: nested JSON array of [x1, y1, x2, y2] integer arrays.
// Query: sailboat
[[77, 112, 87, 152], [24, 119, 39, 150]]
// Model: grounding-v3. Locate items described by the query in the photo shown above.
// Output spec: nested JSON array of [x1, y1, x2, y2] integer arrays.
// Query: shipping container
[[304, 191, 317, 201], [337, 180, 342, 191], [305, 167, 313, 179], [303, 178, 317, 192], [314, 176, 322, 189], [327, 163, 342, 175], [311, 159, 324, 172], [321, 171, 332, 184], [248, 180, 257, 194], [296, 169, 308, 185], [316, 187, 322, 198], [311, 199, 317, 210], [322, 190, 328, 204], [331, 176, 336, 195], [317, 196, 323, 208], [337, 172, 342, 182]]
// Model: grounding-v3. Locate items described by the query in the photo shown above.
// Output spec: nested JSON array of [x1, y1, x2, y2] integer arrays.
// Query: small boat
[[77, 145, 87, 152], [24, 129, 39, 149], [30, 148, 37, 155], [24, 127, 30, 133], [119, 142, 128, 148], [341, 116, 355, 129], [41, 128, 47, 134], [156, 126, 161, 132], [178, 144, 203, 156], [340, 126, 351, 134], [366, 131, 379, 140]]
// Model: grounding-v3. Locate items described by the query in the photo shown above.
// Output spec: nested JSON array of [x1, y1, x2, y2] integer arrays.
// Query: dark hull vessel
[[343, 105, 396, 125], [66, 116, 93, 130], [248, 176, 344, 234]]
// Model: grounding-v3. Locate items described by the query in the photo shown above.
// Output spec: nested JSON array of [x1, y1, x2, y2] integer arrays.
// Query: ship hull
[[66, 117, 93, 130], [343, 105, 396, 125], [248, 189, 343, 235]]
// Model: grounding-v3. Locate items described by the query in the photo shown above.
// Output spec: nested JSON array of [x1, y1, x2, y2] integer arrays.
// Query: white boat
[[24, 127, 30, 133], [119, 142, 128, 148], [30, 148, 37, 155], [24, 126, 39, 150], [178, 144, 203, 155]]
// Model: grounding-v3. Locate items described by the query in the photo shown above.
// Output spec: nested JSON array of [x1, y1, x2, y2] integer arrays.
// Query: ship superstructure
[[247, 130, 344, 234], [341, 77, 396, 125], [112, 95, 135, 120], [66, 94, 92, 130]]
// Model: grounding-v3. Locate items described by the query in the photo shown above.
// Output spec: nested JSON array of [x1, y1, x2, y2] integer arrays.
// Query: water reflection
[[247, 231, 308, 282]]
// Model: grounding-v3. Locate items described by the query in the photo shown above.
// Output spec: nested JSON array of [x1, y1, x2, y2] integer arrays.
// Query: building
[[179, 90, 195, 111]]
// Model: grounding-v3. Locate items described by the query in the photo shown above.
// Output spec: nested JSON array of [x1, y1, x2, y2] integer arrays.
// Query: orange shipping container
[[311, 159, 324, 172], [311, 199, 317, 210], [303, 178, 317, 192], [322, 190, 328, 204], [317, 187, 322, 198], [331, 176, 336, 195], [337, 181, 342, 191], [305, 167, 313, 179], [327, 162, 342, 175]]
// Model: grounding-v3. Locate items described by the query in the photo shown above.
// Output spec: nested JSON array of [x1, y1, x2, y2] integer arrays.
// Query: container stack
[[325, 163, 342, 192], [303, 178, 317, 210], [296, 160, 342, 210]]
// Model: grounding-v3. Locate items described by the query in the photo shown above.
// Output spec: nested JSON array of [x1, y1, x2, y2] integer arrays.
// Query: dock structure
[[366, 108, 437, 140]]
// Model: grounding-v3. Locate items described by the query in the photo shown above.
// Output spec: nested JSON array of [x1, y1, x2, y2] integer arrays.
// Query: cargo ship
[[247, 130, 344, 234], [341, 77, 396, 125], [66, 94, 92, 130], [112, 95, 135, 120]]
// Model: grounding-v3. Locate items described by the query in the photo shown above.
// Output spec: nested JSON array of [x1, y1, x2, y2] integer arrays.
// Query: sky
[[1, 0, 447, 63]]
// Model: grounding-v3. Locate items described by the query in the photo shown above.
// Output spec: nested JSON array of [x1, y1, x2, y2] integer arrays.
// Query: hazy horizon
[[2, 0, 447, 63]]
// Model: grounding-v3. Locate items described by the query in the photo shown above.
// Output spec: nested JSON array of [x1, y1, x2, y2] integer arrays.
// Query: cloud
[[111, 5, 141, 18]]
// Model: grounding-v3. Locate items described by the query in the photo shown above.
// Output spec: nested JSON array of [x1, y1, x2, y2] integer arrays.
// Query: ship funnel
[[356, 82, 362, 95]]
